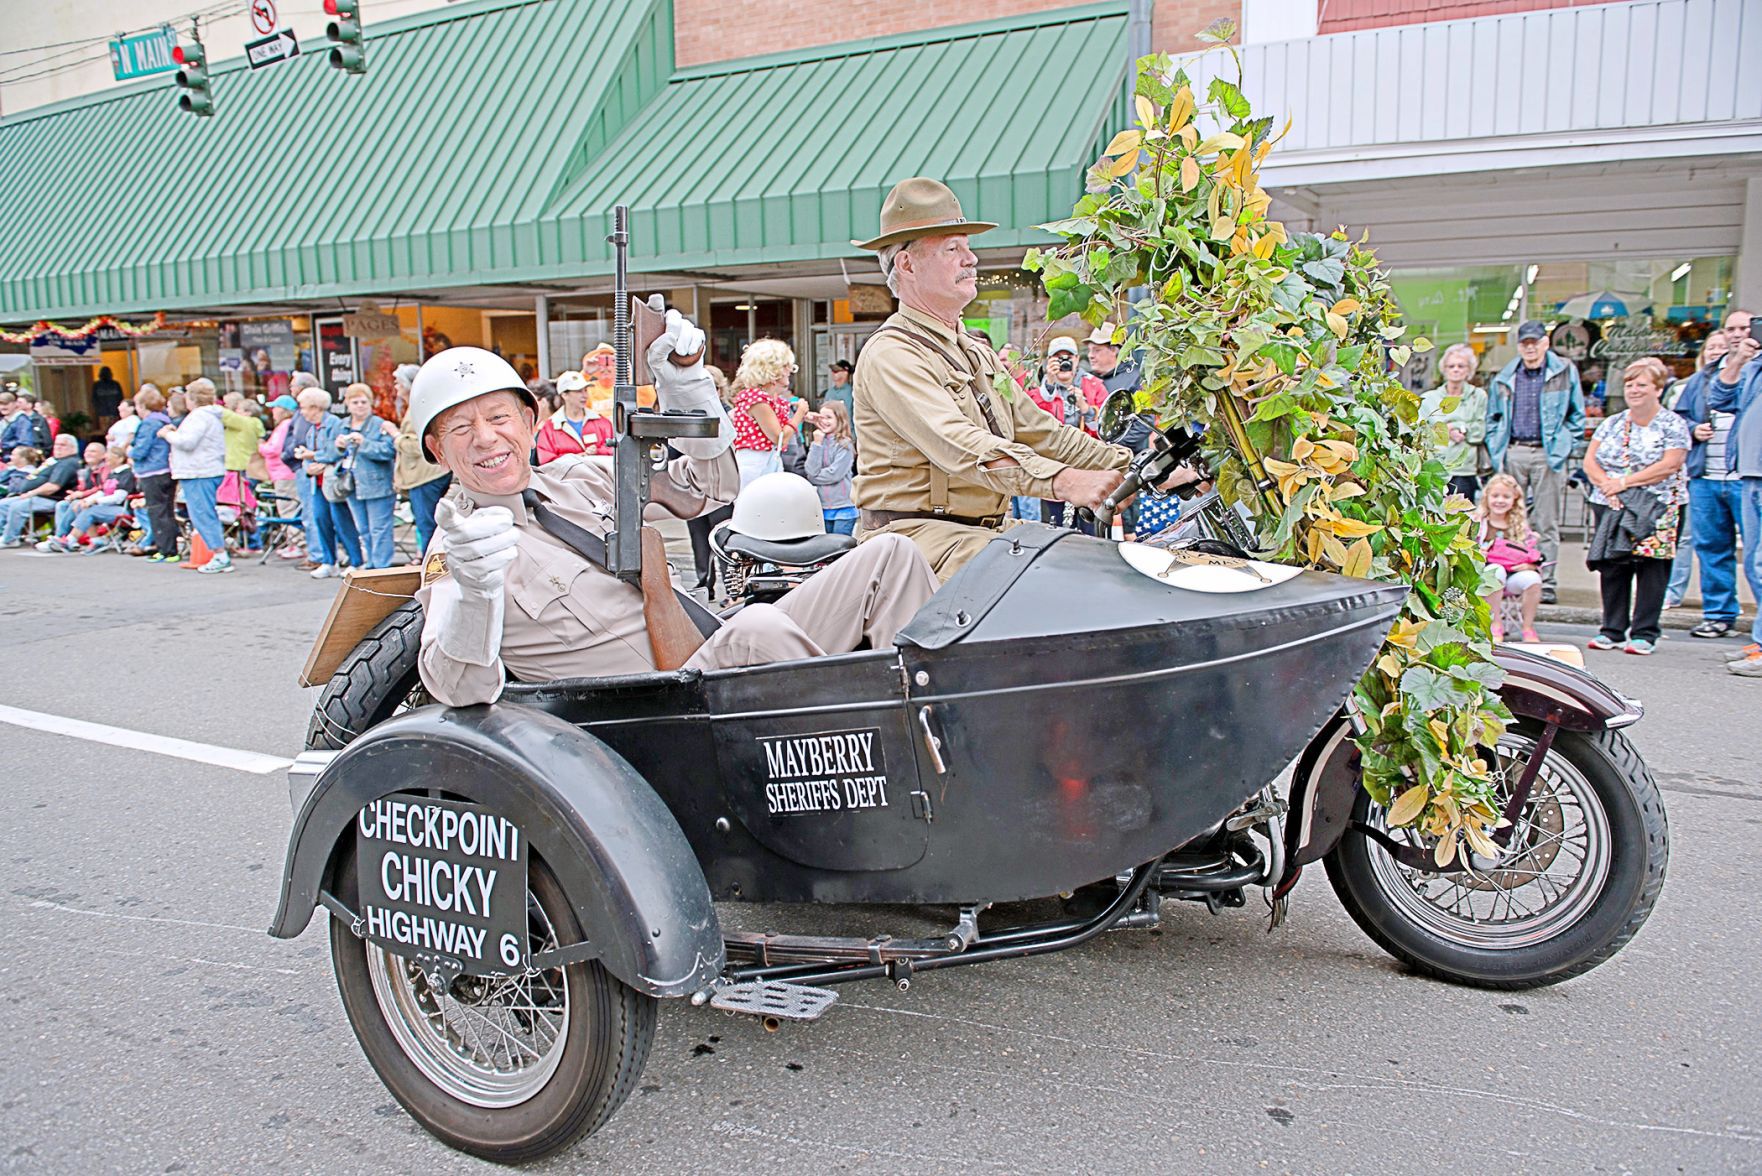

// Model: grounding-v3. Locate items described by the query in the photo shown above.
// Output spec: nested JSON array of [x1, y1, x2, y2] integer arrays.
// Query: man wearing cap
[[825, 360, 856, 443], [408, 314, 938, 708], [851, 177, 1130, 579], [1487, 320, 1585, 602], [535, 370, 615, 464]]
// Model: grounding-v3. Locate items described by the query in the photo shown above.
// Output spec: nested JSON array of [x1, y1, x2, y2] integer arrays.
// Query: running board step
[[709, 980, 838, 1023]]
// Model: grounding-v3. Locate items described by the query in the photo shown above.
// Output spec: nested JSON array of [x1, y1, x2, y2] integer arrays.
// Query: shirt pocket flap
[[506, 544, 589, 620]]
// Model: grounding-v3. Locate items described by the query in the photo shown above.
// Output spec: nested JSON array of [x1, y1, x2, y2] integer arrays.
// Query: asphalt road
[[1, 549, 1758, 1175]]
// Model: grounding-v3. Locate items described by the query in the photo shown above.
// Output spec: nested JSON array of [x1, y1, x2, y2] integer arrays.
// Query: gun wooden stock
[[640, 525, 707, 670]]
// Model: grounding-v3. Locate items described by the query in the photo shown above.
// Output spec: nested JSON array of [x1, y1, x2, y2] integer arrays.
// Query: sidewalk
[[1539, 538, 1756, 633]]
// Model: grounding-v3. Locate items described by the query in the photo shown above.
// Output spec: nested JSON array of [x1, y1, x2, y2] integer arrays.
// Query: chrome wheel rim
[[366, 890, 569, 1107], [1364, 731, 1611, 950]]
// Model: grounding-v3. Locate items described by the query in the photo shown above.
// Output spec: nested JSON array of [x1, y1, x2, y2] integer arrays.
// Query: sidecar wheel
[[1325, 723, 1667, 989], [307, 601, 425, 750], [329, 849, 656, 1162]]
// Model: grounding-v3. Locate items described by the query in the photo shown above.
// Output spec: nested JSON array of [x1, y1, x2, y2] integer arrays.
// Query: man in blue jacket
[[1486, 320, 1585, 603], [1707, 324, 1762, 677], [1671, 310, 1751, 638]]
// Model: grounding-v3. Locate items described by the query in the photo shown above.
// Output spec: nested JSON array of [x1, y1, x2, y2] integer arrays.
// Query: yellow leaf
[[1375, 652, 1403, 678], [1197, 132, 1245, 153], [1342, 536, 1373, 578], [1388, 620, 1425, 648], [1327, 517, 1383, 539], [1320, 531, 1348, 566], [1135, 94, 1156, 129], [1178, 123, 1199, 149], [1291, 437, 1316, 462], [1167, 84, 1194, 133], [1107, 148, 1141, 178], [1263, 457, 1300, 477], [1314, 371, 1338, 389], [1210, 216, 1236, 241], [1332, 482, 1366, 499], [1251, 232, 1276, 259], [1104, 129, 1143, 156], [1319, 439, 1359, 463], [1387, 785, 1429, 827], [1325, 311, 1349, 339], [1427, 718, 1451, 748], [1180, 155, 1200, 192], [1433, 833, 1458, 868], [1462, 820, 1499, 860], [1331, 297, 1362, 316]]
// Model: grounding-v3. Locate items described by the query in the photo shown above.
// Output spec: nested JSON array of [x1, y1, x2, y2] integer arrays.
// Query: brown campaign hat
[[852, 177, 997, 251]]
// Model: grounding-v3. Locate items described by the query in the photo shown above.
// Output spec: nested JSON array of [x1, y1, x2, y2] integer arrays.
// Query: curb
[[1536, 604, 1757, 633]]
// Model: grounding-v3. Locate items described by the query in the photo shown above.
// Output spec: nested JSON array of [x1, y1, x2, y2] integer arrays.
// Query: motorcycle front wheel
[[329, 848, 656, 1162], [1325, 722, 1667, 989]]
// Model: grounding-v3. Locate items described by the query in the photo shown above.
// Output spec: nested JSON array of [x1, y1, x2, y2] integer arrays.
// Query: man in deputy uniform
[[409, 312, 938, 708], [850, 177, 1132, 579]]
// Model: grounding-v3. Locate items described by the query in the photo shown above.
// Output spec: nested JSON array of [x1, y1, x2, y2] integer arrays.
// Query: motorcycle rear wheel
[[329, 848, 656, 1162], [1325, 722, 1667, 989]]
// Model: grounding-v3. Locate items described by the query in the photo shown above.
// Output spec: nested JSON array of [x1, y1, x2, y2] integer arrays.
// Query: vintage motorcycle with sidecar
[[269, 218, 1666, 1163]]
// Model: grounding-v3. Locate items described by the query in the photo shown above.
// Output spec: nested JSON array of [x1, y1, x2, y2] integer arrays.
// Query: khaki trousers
[[857, 516, 1014, 583], [685, 533, 939, 670], [1503, 443, 1563, 590]]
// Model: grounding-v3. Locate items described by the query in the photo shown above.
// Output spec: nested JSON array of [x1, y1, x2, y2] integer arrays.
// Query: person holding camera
[[1029, 336, 1111, 531], [1707, 311, 1762, 677]]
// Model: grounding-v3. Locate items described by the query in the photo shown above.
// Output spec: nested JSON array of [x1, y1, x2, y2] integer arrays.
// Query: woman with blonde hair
[[160, 378, 232, 573], [1581, 356, 1691, 654], [729, 338, 797, 489]]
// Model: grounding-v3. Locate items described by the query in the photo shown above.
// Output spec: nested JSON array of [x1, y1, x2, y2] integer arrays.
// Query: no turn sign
[[249, 0, 277, 36]]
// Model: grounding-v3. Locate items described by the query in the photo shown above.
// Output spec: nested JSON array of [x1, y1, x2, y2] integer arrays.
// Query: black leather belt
[[861, 508, 1005, 530], [1510, 440, 1544, 447]]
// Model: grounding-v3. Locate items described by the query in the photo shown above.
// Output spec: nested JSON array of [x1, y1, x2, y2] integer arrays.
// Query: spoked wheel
[[307, 601, 426, 750], [1325, 722, 1667, 989], [330, 849, 656, 1162]]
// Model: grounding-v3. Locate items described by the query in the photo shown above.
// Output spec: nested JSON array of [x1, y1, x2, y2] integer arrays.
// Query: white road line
[[0, 703, 291, 775]]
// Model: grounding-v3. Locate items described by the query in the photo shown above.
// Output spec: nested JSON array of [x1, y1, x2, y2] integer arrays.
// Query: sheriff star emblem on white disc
[[453, 360, 474, 378]]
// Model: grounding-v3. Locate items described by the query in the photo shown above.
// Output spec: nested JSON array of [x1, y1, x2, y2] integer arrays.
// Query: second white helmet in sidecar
[[731, 472, 824, 541]]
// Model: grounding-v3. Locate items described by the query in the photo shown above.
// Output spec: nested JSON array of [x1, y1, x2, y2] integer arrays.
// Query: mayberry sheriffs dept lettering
[[757, 728, 890, 816]]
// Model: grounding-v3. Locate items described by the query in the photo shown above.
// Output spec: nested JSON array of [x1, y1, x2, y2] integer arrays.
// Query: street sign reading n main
[[108, 26, 179, 82]]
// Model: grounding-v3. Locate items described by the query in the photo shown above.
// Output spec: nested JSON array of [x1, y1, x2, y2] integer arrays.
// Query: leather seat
[[712, 525, 856, 568]]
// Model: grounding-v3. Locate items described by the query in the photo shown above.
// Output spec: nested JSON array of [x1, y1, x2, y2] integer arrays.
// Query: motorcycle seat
[[713, 526, 856, 568]]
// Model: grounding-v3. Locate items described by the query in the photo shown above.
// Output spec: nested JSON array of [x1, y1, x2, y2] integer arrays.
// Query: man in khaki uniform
[[408, 324, 938, 708], [851, 177, 1131, 579]]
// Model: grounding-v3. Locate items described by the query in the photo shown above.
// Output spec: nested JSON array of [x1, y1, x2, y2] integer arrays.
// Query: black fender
[[268, 703, 723, 998], [1281, 647, 1644, 879]]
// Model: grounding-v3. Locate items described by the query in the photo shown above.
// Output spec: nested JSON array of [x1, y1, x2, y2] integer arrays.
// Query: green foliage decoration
[[1025, 36, 1511, 864]]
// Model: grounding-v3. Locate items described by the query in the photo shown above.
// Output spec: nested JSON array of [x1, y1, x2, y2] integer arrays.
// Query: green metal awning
[[0, 0, 1128, 321]]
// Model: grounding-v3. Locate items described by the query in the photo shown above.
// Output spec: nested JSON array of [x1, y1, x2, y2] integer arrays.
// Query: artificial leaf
[[1167, 84, 1195, 132], [1104, 129, 1143, 156], [1387, 784, 1429, 827], [1325, 311, 1349, 339], [1342, 537, 1373, 578], [1107, 149, 1142, 178], [1180, 156, 1200, 192], [1135, 94, 1156, 129], [1197, 132, 1245, 154]]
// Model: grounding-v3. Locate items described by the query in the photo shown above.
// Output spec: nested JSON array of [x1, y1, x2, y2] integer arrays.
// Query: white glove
[[664, 308, 706, 358], [647, 310, 733, 459], [432, 499, 518, 667]]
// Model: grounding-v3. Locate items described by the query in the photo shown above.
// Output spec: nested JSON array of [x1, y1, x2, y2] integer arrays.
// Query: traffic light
[[172, 39, 213, 117], [324, 0, 366, 74]]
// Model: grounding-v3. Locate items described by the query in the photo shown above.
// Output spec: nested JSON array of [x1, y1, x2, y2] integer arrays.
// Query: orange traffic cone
[[181, 530, 216, 569]]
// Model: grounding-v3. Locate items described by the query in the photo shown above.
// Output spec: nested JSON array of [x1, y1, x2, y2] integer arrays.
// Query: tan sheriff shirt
[[852, 304, 1129, 517], [416, 451, 736, 707]]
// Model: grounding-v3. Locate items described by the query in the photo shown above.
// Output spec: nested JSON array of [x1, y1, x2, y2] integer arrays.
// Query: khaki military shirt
[[416, 451, 736, 707], [852, 304, 1129, 518]]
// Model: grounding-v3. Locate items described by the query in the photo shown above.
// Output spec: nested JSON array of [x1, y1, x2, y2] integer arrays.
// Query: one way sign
[[245, 29, 299, 69]]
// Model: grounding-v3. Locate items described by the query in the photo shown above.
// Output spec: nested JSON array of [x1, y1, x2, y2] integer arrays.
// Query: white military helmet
[[731, 472, 824, 541], [408, 346, 536, 459]]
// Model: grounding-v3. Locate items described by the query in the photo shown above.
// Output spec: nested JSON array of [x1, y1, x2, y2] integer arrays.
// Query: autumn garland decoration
[[1025, 32, 1511, 862]]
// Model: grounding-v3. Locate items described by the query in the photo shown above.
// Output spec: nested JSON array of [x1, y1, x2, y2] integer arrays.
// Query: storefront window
[[1390, 256, 1733, 412]]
